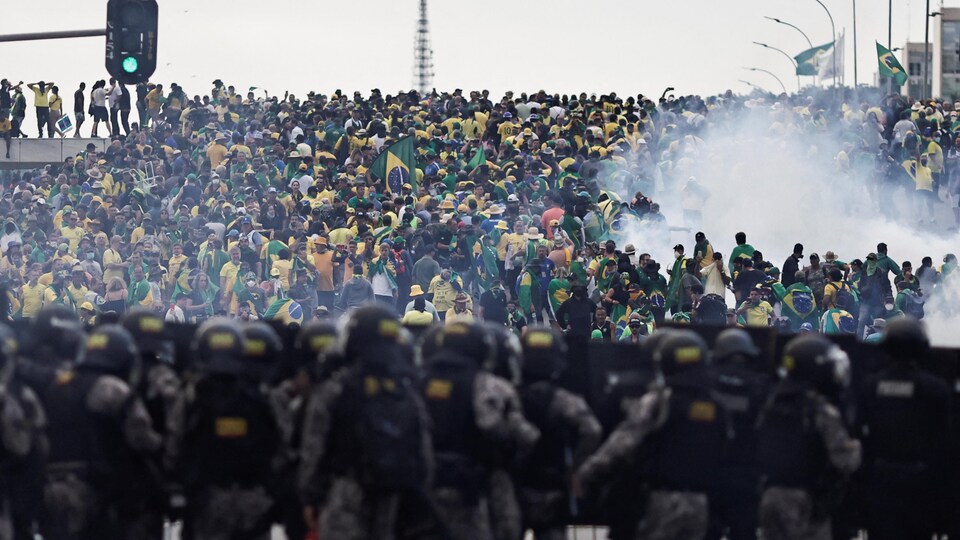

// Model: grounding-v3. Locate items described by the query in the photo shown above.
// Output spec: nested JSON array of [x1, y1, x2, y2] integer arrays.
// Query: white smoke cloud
[[607, 95, 960, 345]]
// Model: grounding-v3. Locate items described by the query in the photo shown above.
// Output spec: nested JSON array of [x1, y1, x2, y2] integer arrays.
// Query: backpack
[[791, 290, 815, 316], [901, 291, 925, 319], [829, 283, 857, 313]]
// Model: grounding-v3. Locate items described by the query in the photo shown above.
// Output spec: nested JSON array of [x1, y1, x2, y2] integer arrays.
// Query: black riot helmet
[[520, 325, 567, 383], [122, 308, 174, 365], [32, 305, 85, 362], [882, 317, 929, 362], [654, 330, 710, 377], [484, 322, 523, 386], [338, 304, 413, 372], [191, 317, 245, 376], [293, 320, 339, 379], [714, 328, 760, 364], [780, 334, 850, 396], [76, 324, 141, 382], [426, 322, 495, 369], [241, 322, 284, 381]]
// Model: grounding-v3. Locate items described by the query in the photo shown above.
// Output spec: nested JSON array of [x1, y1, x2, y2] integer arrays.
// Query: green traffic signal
[[122, 56, 139, 73]]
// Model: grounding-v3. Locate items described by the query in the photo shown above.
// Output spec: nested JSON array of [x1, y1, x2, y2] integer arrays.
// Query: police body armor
[[518, 381, 566, 491], [182, 376, 278, 491], [43, 371, 127, 488], [756, 383, 828, 491], [422, 352, 486, 500], [648, 372, 728, 494], [714, 364, 768, 468]]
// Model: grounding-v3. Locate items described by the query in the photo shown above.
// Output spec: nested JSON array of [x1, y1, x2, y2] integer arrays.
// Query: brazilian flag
[[467, 144, 486, 170], [794, 41, 834, 76], [371, 136, 418, 194], [264, 297, 304, 325], [877, 42, 908, 86]]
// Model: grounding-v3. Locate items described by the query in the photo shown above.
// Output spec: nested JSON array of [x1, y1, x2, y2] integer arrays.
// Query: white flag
[[818, 31, 845, 79]]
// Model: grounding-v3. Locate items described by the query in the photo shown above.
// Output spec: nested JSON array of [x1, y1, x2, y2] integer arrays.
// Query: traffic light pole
[[0, 29, 105, 43]]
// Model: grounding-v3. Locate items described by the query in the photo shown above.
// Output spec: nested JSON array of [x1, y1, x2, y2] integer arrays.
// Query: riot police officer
[[856, 318, 951, 540], [298, 305, 436, 540], [42, 324, 161, 540], [755, 334, 861, 540], [709, 328, 771, 540], [517, 325, 601, 540], [18, 305, 85, 392], [0, 323, 46, 540], [170, 318, 281, 540], [578, 329, 727, 540]]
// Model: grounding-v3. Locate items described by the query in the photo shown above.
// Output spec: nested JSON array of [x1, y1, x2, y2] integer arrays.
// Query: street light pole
[[753, 41, 802, 91], [738, 79, 769, 93], [852, 0, 858, 88], [765, 16, 817, 85], [764, 16, 814, 49], [888, 0, 893, 94], [924, 0, 931, 99], [815, 0, 837, 86], [744, 67, 788, 94]]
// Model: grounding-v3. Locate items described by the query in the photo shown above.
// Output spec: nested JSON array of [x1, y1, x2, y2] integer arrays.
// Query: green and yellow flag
[[371, 136, 418, 194], [794, 41, 834, 76], [877, 42, 908, 86]]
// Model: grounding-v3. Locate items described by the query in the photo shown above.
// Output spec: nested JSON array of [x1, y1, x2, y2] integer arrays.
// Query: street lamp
[[814, 0, 837, 86], [764, 16, 814, 49], [744, 67, 788, 94], [738, 79, 770, 94], [924, 7, 942, 99], [753, 41, 801, 91]]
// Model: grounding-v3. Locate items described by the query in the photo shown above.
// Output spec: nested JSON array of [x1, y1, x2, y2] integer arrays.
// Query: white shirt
[[108, 85, 122, 109], [165, 304, 185, 322], [92, 88, 107, 107], [371, 271, 395, 296], [701, 262, 729, 300]]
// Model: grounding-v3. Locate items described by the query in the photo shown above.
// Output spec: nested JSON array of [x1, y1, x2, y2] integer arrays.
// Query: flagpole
[[815, 0, 837, 87], [888, 0, 893, 95]]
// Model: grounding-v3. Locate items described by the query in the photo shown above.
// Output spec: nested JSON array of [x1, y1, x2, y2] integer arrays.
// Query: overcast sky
[[0, 0, 955, 104]]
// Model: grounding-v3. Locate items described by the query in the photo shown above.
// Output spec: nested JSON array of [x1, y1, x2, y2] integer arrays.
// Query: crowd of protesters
[[0, 77, 957, 341]]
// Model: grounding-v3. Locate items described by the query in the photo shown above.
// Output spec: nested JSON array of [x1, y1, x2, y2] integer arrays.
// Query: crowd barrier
[[0, 138, 109, 168]]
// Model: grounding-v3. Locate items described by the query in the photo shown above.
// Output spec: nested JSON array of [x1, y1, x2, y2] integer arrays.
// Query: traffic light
[[105, 0, 158, 84]]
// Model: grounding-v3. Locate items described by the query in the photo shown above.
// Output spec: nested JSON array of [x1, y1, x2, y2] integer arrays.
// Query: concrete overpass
[[0, 138, 110, 169]]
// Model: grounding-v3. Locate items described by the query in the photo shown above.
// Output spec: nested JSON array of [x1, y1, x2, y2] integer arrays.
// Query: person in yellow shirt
[[167, 243, 187, 289], [130, 215, 151, 244], [312, 238, 337, 309], [207, 133, 229, 168], [102, 235, 127, 286], [60, 212, 85, 253], [26, 81, 53, 137], [218, 246, 243, 311], [18, 264, 47, 320], [0, 110, 12, 159], [735, 287, 774, 327], [444, 292, 475, 325]]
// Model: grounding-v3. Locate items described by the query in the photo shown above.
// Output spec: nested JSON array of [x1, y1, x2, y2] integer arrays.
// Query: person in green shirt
[[771, 272, 819, 331], [666, 244, 688, 314], [728, 231, 756, 275]]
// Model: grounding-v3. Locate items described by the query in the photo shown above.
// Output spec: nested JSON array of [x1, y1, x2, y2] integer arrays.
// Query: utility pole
[[413, 0, 434, 96], [852, 0, 859, 88], [888, 0, 893, 95], [924, 0, 931, 99]]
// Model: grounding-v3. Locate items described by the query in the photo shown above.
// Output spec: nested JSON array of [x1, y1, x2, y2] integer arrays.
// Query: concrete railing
[[0, 138, 110, 168]]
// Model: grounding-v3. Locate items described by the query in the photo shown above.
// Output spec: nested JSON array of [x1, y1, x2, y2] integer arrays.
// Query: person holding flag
[[370, 136, 418, 195]]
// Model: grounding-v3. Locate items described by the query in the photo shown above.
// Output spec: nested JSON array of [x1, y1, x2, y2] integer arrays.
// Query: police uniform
[[120, 310, 182, 540], [421, 322, 538, 540], [755, 334, 861, 540], [298, 306, 436, 540], [517, 326, 601, 540], [166, 319, 281, 540], [856, 318, 951, 540], [0, 325, 47, 540], [41, 325, 162, 540], [578, 331, 726, 540], [709, 329, 770, 540]]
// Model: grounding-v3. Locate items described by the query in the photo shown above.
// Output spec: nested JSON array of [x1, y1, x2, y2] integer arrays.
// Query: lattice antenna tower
[[413, 0, 434, 95]]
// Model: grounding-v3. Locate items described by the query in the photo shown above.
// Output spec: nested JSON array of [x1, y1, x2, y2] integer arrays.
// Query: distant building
[[931, 7, 960, 99]]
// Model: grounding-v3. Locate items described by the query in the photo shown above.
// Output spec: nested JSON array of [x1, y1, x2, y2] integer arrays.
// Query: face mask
[[674, 251, 681, 259], [246, 280, 256, 287], [86, 252, 95, 260]]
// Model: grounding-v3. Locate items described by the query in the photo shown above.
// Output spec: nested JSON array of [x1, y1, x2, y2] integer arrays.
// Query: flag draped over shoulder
[[264, 297, 304, 325], [794, 41, 835, 76], [877, 42, 908, 86], [371, 136, 418, 194]]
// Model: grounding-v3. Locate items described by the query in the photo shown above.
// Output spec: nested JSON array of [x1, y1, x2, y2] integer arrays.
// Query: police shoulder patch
[[877, 380, 914, 398], [688, 400, 716, 422], [215, 417, 248, 438], [425, 378, 453, 400]]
